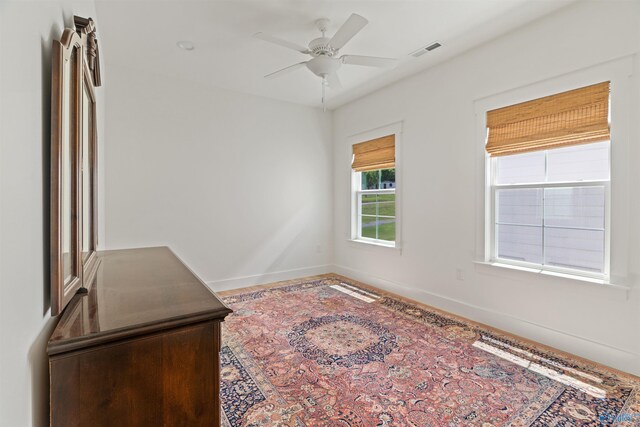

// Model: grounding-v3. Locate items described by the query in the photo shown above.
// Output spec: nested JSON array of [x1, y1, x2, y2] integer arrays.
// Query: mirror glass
[[81, 82, 93, 260], [62, 51, 75, 284]]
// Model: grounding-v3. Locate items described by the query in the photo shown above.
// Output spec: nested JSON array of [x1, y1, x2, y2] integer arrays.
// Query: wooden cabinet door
[[50, 321, 220, 427]]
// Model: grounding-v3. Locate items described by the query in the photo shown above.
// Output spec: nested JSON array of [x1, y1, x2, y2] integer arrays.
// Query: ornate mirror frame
[[51, 17, 102, 316], [77, 16, 101, 290], [51, 29, 83, 316]]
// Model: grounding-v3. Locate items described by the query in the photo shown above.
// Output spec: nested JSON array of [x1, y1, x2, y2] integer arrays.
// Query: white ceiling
[[95, 0, 574, 110]]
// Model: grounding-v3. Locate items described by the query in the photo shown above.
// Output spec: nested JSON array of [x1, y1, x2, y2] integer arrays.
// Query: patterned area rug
[[219, 275, 640, 426]]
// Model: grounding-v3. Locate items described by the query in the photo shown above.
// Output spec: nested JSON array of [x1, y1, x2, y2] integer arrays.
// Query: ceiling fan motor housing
[[308, 37, 336, 57]]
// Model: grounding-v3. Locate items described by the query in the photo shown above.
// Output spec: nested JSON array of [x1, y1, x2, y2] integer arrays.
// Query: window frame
[[349, 122, 402, 249], [474, 57, 634, 286], [487, 146, 611, 280]]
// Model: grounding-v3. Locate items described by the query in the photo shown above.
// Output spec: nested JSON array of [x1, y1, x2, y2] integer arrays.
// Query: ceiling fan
[[254, 14, 398, 108]]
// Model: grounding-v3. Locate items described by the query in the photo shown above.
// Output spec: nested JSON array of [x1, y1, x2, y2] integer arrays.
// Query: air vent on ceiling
[[411, 42, 442, 57]]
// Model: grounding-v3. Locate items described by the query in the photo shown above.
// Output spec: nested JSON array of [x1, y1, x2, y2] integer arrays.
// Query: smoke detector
[[177, 41, 195, 51]]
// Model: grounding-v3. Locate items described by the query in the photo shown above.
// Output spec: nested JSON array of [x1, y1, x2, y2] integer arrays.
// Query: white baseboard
[[206, 264, 333, 292], [333, 264, 640, 377]]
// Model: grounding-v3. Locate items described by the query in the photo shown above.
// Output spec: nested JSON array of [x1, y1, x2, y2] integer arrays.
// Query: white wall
[[103, 65, 333, 289], [333, 0, 640, 375], [0, 1, 105, 425]]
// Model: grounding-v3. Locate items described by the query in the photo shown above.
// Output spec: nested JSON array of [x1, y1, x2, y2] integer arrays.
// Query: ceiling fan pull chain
[[322, 78, 326, 112]]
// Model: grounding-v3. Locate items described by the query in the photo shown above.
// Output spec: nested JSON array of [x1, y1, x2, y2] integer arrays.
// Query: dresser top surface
[[48, 247, 231, 355]]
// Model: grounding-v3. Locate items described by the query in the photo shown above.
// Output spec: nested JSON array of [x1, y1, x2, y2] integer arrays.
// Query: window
[[492, 142, 609, 274], [351, 133, 397, 246], [357, 168, 396, 243], [486, 82, 610, 278]]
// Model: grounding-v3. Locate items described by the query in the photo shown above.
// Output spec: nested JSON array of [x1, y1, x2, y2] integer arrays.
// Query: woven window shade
[[352, 135, 395, 172], [486, 81, 610, 157]]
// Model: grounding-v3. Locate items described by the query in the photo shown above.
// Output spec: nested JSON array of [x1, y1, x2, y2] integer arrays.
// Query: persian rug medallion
[[219, 276, 640, 427], [288, 314, 398, 367]]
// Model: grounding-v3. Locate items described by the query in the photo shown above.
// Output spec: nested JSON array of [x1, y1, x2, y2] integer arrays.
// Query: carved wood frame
[[77, 17, 101, 290], [51, 29, 83, 316], [74, 16, 102, 87], [51, 17, 102, 316]]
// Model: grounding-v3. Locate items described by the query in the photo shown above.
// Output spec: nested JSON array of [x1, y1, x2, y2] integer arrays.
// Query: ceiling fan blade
[[341, 55, 398, 68], [264, 62, 308, 79], [328, 13, 368, 50], [326, 73, 342, 90], [253, 32, 310, 54]]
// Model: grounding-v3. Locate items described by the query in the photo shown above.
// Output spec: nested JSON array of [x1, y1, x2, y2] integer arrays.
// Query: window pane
[[380, 168, 395, 189], [361, 216, 377, 239], [544, 228, 604, 273], [360, 216, 396, 241], [361, 194, 396, 217], [497, 224, 543, 264], [497, 188, 543, 226], [496, 188, 543, 265], [495, 151, 545, 185], [377, 194, 395, 217], [378, 219, 395, 242], [544, 187, 605, 230], [361, 168, 395, 190], [546, 141, 609, 183], [361, 194, 377, 215], [362, 170, 378, 190]]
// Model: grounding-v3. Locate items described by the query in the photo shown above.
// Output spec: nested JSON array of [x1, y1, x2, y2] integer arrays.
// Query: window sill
[[473, 261, 631, 292], [347, 238, 401, 252]]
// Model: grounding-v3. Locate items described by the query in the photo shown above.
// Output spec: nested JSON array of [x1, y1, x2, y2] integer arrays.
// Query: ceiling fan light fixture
[[306, 55, 341, 77]]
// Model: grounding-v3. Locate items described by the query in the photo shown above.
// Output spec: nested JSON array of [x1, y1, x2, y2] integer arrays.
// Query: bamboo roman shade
[[485, 81, 610, 157], [352, 134, 395, 172]]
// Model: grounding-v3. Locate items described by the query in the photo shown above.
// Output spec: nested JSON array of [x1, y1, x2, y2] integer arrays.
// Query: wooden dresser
[[47, 247, 232, 426]]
